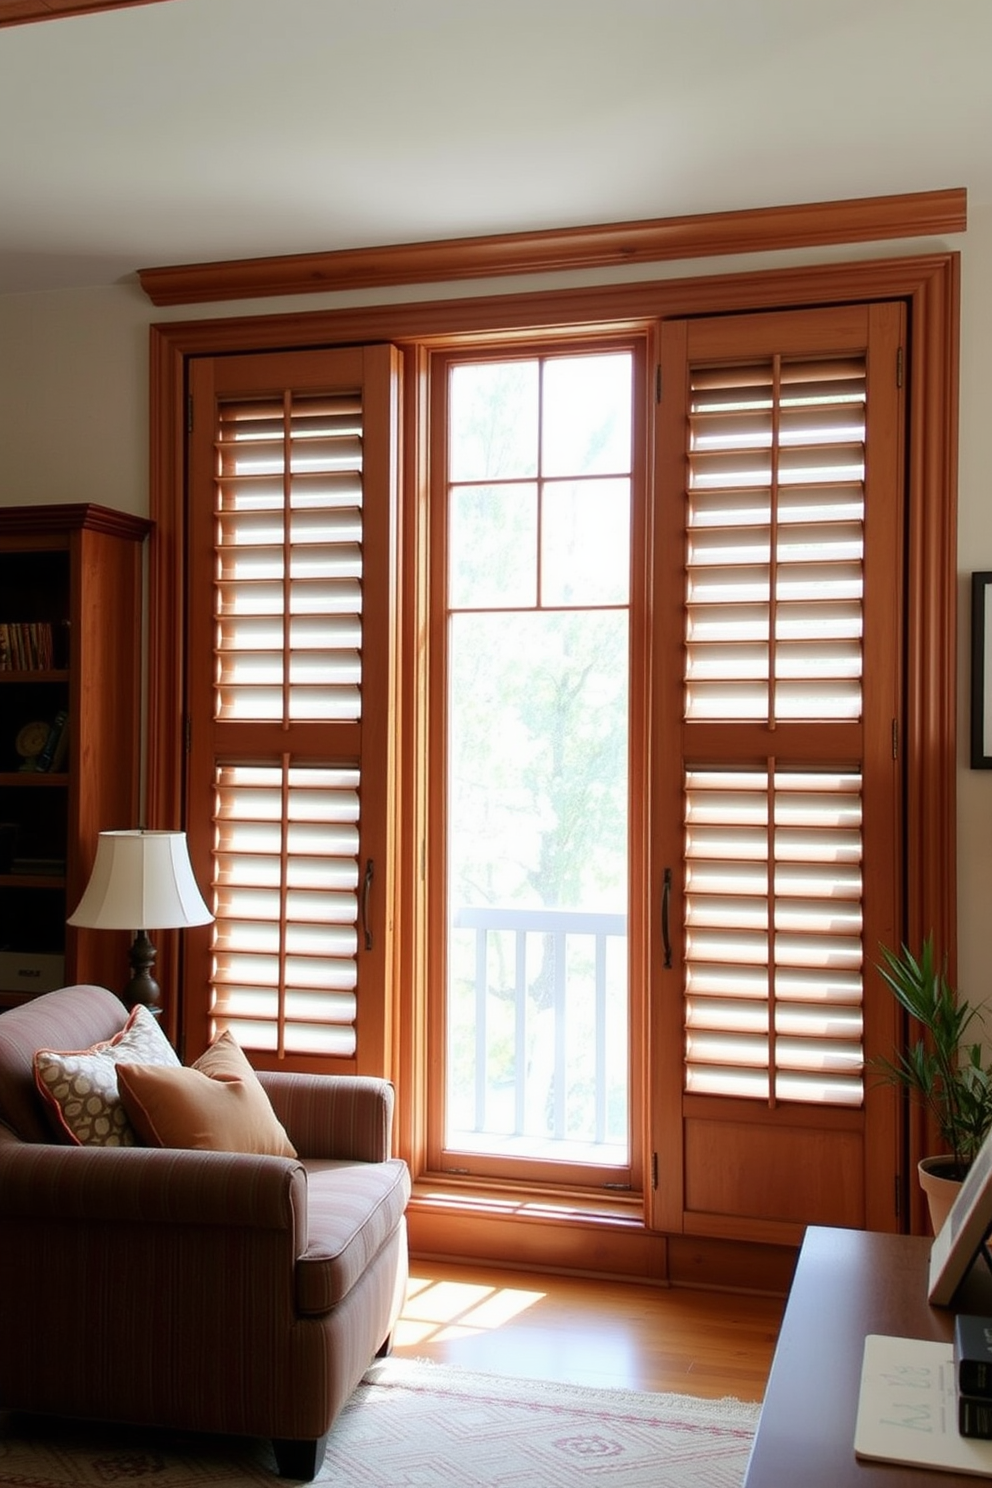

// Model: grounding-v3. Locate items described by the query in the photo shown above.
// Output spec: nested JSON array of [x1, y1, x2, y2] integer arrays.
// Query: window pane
[[444, 348, 634, 1170], [449, 484, 537, 609], [449, 362, 538, 482], [541, 478, 630, 606], [447, 610, 629, 1162], [542, 354, 632, 476]]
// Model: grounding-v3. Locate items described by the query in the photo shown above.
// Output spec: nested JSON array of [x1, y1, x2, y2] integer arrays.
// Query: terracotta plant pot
[[918, 1156, 963, 1236]]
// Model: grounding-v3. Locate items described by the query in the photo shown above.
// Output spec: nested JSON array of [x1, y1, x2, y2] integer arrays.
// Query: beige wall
[[1, 219, 989, 1004]]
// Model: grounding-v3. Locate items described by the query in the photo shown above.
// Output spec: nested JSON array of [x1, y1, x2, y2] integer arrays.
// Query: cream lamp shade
[[68, 830, 213, 1010]]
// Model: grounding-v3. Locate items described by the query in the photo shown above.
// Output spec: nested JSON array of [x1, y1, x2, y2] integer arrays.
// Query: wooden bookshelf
[[0, 505, 151, 1004]]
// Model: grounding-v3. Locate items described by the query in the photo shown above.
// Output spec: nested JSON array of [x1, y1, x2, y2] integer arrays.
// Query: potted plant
[[875, 935, 992, 1233]]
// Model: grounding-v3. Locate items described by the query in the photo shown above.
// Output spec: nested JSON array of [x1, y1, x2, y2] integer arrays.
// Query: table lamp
[[68, 829, 213, 1011]]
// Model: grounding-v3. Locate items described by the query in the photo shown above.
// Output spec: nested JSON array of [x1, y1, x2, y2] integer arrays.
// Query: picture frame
[[928, 1129, 992, 1305], [971, 572, 992, 768]]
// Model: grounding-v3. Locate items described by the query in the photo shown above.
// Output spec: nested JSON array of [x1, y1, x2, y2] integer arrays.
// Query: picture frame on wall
[[971, 572, 992, 768]]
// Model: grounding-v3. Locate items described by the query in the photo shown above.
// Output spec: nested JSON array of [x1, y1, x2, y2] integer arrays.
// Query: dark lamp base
[[123, 928, 161, 1013]]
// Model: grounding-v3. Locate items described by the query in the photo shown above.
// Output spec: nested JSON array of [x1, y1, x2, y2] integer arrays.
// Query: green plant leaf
[[873, 934, 992, 1173]]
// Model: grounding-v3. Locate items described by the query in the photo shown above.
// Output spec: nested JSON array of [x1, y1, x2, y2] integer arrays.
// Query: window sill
[[409, 1174, 645, 1228]]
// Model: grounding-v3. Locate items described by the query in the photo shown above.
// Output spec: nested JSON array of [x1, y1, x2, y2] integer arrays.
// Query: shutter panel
[[215, 393, 364, 723], [212, 763, 360, 1056], [683, 351, 867, 1105], [185, 346, 399, 1072], [684, 765, 864, 1106], [685, 358, 866, 727], [653, 304, 903, 1242]]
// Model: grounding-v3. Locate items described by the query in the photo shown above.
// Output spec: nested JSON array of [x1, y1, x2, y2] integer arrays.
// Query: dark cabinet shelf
[[0, 773, 68, 787], [0, 875, 66, 889]]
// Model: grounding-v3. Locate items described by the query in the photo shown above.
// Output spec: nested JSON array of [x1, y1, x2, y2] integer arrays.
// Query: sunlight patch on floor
[[395, 1276, 546, 1348]]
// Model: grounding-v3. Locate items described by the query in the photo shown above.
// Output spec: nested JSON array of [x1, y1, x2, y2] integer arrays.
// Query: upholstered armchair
[[0, 984, 410, 1479]]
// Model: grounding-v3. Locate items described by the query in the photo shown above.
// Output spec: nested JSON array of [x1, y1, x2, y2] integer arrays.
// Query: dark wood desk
[[744, 1225, 992, 1488]]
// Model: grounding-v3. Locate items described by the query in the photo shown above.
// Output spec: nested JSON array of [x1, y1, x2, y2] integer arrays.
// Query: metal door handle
[[662, 867, 673, 969], [361, 858, 374, 951]]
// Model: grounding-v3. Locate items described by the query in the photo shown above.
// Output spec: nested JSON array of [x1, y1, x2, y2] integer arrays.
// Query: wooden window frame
[[148, 247, 958, 1267], [424, 333, 649, 1194]]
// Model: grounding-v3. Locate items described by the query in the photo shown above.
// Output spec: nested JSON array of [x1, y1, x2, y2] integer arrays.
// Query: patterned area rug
[[0, 1358, 761, 1487]]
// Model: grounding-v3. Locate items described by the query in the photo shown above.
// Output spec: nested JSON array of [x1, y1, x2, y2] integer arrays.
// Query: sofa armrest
[[257, 1072, 395, 1162], [0, 1142, 307, 1245]]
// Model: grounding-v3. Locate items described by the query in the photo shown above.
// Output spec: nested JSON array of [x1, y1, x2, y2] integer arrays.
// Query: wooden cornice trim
[[138, 187, 967, 308], [0, 0, 162, 28], [0, 502, 151, 540]]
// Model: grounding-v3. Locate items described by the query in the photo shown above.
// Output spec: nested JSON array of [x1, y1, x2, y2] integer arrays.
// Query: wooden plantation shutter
[[652, 304, 904, 1243], [184, 346, 400, 1074]]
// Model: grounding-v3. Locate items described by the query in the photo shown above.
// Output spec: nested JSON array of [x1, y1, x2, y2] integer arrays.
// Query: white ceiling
[[1, 0, 990, 297]]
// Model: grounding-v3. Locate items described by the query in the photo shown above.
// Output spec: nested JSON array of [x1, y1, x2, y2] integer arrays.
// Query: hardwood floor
[[392, 1260, 785, 1400]]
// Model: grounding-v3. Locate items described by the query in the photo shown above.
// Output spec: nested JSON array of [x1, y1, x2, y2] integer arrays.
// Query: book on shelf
[[35, 710, 68, 773], [0, 622, 54, 671]]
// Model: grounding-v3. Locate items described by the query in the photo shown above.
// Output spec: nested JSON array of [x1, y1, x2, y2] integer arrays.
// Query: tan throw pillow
[[116, 1030, 296, 1157], [33, 1004, 181, 1147]]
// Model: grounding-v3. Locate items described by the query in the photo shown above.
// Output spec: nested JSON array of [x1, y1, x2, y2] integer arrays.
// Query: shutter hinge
[[896, 346, 904, 389], [603, 1182, 632, 1191], [187, 393, 194, 433], [655, 365, 662, 403], [651, 1151, 659, 1190], [892, 717, 898, 760]]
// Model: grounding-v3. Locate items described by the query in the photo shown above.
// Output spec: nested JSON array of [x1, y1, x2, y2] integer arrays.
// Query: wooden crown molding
[[138, 188, 966, 308], [0, 0, 163, 27], [0, 502, 151, 540]]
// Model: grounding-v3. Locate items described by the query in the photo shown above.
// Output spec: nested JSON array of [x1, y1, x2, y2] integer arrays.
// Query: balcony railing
[[448, 905, 628, 1164]]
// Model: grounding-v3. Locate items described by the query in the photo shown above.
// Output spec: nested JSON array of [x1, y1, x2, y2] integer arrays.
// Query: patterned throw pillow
[[33, 1004, 181, 1147]]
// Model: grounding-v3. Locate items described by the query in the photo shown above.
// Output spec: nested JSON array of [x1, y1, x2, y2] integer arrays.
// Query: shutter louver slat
[[683, 348, 867, 1108]]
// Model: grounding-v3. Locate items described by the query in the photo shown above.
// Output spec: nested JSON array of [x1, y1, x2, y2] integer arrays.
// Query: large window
[[149, 248, 958, 1266]]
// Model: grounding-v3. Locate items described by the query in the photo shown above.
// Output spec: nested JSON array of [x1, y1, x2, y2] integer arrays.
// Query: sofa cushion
[[0, 985, 130, 1143], [295, 1156, 411, 1314], [116, 1032, 296, 1156], [33, 1004, 180, 1147]]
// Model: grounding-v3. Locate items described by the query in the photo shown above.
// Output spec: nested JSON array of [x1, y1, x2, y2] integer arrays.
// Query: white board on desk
[[855, 1334, 992, 1476]]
